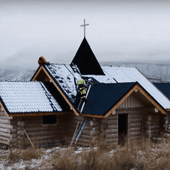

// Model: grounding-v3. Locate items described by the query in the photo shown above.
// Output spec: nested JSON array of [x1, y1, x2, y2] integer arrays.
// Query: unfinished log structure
[[0, 38, 170, 149]]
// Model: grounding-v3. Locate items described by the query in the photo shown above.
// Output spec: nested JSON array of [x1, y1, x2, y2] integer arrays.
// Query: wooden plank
[[130, 122, 142, 127], [130, 127, 141, 132], [23, 128, 35, 148], [146, 129, 159, 134], [130, 136, 142, 140], [105, 134, 118, 139], [145, 121, 159, 125], [77, 141, 92, 147], [0, 124, 16, 129], [17, 130, 58, 137], [130, 118, 142, 123], [0, 132, 17, 138], [79, 134, 92, 140], [0, 136, 10, 142], [144, 124, 159, 129], [130, 114, 141, 118], [0, 115, 13, 119], [107, 125, 118, 129], [130, 131, 142, 136], [9, 111, 72, 117], [0, 128, 17, 133], [0, 139, 9, 145], [104, 129, 117, 134], [78, 138, 91, 143], [105, 138, 118, 143], [102, 119, 117, 124]]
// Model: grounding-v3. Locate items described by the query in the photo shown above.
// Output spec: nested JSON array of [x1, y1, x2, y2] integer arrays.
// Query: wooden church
[[0, 36, 170, 149]]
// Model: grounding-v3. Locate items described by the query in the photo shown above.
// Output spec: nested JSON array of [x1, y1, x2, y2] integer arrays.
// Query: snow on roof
[[0, 82, 63, 114], [102, 66, 170, 109], [44, 63, 170, 110], [45, 64, 78, 104]]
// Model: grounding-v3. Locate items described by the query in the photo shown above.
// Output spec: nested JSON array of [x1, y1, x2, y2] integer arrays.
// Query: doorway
[[118, 114, 128, 146]]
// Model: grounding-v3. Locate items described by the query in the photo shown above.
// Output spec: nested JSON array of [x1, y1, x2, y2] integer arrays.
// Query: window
[[43, 115, 57, 124]]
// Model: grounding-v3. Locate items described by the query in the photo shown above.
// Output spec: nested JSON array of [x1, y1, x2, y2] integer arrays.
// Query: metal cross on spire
[[81, 19, 89, 38]]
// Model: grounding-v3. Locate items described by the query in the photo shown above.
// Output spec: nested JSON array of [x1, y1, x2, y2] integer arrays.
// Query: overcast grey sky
[[1, 0, 170, 67]]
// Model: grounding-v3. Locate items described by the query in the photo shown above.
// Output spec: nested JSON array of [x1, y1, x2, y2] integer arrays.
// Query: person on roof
[[77, 78, 87, 103]]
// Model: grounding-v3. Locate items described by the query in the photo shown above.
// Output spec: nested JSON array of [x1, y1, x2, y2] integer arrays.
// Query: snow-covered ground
[[0, 146, 118, 170]]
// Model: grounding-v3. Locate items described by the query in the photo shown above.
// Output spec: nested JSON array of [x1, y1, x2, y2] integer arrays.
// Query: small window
[[43, 115, 57, 124]]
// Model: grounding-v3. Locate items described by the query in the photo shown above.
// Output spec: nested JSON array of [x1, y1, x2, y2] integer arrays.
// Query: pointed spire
[[70, 38, 105, 75]]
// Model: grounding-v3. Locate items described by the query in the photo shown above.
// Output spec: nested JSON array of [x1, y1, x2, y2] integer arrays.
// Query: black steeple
[[70, 38, 105, 75]]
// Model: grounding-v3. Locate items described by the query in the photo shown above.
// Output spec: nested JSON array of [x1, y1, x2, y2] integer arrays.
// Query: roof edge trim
[[104, 83, 166, 118], [33, 65, 80, 116]]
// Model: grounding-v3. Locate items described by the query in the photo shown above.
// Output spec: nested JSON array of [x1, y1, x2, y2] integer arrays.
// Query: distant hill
[[0, 61, 170, 83]]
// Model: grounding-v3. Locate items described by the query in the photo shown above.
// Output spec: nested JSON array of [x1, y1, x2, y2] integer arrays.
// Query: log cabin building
[[0, 38, 170, 149]]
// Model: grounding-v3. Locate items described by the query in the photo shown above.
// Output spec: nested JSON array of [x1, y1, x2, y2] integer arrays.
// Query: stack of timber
[[100, 114, 118, 146], [0, 111, 17, 148], [129, 112, 142, 143]]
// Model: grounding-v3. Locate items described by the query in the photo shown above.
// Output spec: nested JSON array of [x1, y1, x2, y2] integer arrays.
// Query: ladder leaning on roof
[[70, 117, 88, 147]]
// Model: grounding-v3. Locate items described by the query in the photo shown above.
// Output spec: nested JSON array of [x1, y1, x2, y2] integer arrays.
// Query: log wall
[[15, 112, 74, 149], [0, 110, 17, 148], [117, 94, 143, 109], [128, 112, 142, 142]]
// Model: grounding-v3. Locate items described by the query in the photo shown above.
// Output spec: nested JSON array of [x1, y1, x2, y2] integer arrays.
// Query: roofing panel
[[102, 67, 124, 82], [102, 66, 170, 109], [82, 82, 136, 115], [44, 64, 78, 104], [0, 82, 63, 114], [111, 67, 135, 82], [153, 83, 170, 100], [127, 68, 170, 108], [81, 75, 116, 83]]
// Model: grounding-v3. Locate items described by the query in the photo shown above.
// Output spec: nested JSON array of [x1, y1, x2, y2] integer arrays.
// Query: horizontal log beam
[[146, 129, 159, 134], [130, 123, 142, 127], [144, 125, 159, 130], [130, 127, 141, 132], [0, 132, 17, 138], [105, 138, 118, 143], [0, 139, 9, 145], [77, 141, 92, 147], [0, 127, 17, 133], [130, 132, 142, 136], [0, 124, 16, 129], [105, 134, 118, 139], [107, 125, 118, 129], [17, 130, 58, 137], [104, 129, 117, 134], [130, 118, 142, 123], [101, 119, 117, 124], [0, 115, 13, 119], [116, 106, 158, 113], [79, 134, 92, 140], [78, 138, 91, 143]]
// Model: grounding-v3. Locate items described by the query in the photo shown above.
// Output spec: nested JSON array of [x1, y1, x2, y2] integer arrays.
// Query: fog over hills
[[0, 59, 170, 82]]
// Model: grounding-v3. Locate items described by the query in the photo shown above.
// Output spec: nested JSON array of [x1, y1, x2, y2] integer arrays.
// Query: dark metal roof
[[82, 82, 137, 116], [70, 38, 105, 75], [153, 83, 170, 100]]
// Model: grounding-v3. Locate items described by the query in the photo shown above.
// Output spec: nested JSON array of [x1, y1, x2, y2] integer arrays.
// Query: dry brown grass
[[4, 135, 170, 170]]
